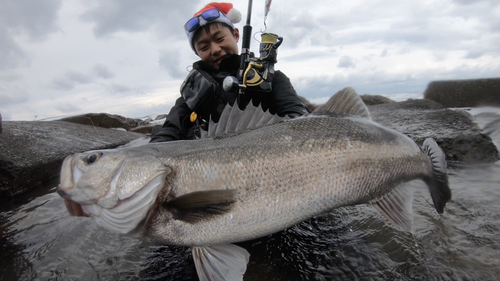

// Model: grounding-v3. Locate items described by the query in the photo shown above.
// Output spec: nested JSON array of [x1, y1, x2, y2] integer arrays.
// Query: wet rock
[[154, 114, 168, 121], [130, 124, 155, 135], [0, 121, 144, 200], [361, 95, 396, 106], [59, 113, 149, 131], [369, 99, 499, 162], [423, 78, 500, 107]]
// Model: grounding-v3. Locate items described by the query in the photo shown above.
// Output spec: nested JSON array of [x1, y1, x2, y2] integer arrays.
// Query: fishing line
[[253, 30, 264, 44], [85, 116, 104, 142]]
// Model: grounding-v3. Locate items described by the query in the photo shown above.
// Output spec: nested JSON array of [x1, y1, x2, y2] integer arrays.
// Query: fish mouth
[[87, 172, 167, 234], [57, 156, 80, 196], [57, 155, 92, 203]]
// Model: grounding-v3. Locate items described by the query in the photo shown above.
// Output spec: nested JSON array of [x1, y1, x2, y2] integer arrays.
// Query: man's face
[[194, 25, 239, 69]]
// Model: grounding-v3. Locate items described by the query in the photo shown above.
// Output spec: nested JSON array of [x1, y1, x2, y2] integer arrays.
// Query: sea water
[[1, 108, 499, 281]]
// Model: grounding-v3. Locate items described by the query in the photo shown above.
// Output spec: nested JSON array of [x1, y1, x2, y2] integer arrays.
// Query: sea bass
[[57, 88, 451, 281]]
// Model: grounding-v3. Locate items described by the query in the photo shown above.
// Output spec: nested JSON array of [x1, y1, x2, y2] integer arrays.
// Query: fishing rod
[[223, 0, 283, 100]]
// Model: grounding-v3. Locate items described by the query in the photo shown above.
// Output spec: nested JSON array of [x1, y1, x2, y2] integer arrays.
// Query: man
[[150, 2, 308, 142]]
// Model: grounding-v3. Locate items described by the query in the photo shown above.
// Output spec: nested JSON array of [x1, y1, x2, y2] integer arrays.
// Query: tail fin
[[422, 138, 451, 213]]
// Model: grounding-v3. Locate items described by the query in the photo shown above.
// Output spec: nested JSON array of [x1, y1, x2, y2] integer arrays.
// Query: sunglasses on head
[[185, 8, 223, 33]]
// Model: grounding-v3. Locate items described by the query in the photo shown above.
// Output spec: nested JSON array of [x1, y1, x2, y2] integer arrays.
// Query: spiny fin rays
[[205, 103, 289, 138], [204, 87, 369, 138], [372, 185, 414, 232], [192, 244, 250, 281], [313, 87, 372, 120], [422, 138, 451, 214]]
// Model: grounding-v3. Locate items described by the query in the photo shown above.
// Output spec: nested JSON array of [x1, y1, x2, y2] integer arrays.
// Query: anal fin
[[192, 244, 250, 281], [372, 185, 414, 231], [163, 189, 237, 223]]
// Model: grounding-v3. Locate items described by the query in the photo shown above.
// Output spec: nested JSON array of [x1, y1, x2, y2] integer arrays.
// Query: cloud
[[92, 64, 115, 79], [337, 55, 356, 68], [0, 0, 61, 70], [55, 102, 81, 113], [159, 48, 187, 79], [80, 0, 201, 39], [51, 77, 76, 91], [0, 71, 23, 83], [51, 65, 119, 91], [464, 50, 485, 59], [0, 28, 30, 70], [273, 0, 500, 60], [452, 0, 496, 5], [108, 83, 130, 94], [0, 0, 62, 41], [0, 85, 29, 106], [283, 10, 324, 47], [51, 69, 92, 90], [65, 69, 92, 84]]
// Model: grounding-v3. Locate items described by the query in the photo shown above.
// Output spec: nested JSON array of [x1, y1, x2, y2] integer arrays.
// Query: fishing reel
[[223, 33, 283, 93]]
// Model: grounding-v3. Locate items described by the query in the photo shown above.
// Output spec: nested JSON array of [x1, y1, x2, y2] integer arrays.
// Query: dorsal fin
[[313, 87, 372, 120], [205, 102, 290, 138]]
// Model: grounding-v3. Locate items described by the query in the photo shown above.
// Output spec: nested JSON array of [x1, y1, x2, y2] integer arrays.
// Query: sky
[[1, 0, 499, 121]]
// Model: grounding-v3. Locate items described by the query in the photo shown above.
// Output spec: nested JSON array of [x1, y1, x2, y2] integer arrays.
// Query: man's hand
[[64, 199, 89, 217]]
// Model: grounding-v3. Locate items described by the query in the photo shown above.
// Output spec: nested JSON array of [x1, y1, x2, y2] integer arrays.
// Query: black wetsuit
[[150, 55, 308, 143]]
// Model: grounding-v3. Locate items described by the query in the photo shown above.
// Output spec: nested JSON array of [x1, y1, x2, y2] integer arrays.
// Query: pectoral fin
[[163, 189, 237, 223], [372, 185, 414, 231], [192, 244, 250, 281]]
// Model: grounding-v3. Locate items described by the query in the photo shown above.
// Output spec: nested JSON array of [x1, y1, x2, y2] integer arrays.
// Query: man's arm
[[150, 96, 193, 143], [271, 70, 309, 117]]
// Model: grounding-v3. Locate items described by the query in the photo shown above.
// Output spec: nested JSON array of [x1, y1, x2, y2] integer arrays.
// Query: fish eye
[[86, 152, 103, 165]]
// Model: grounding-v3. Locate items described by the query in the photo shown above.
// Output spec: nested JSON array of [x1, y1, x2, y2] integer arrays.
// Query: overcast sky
[[1, 0, 499, 120]]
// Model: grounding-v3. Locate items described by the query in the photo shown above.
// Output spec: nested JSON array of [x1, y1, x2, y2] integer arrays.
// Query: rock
[[0, 113, 2, 134], [130, 124, 155, 134], [0, 121, 144, 200], [360, 95, 396, 106], [59, 113, 149, 131], [368, 99, 499, 162], [155, 114, 168, 121], [423, 78, 500, 107]]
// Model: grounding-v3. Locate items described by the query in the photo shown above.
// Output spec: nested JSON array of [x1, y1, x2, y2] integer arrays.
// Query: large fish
[[57, 88, 451, 281]]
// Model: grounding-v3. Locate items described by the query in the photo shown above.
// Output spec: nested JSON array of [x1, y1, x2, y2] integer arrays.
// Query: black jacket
[[150, 55, 308, 143]]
